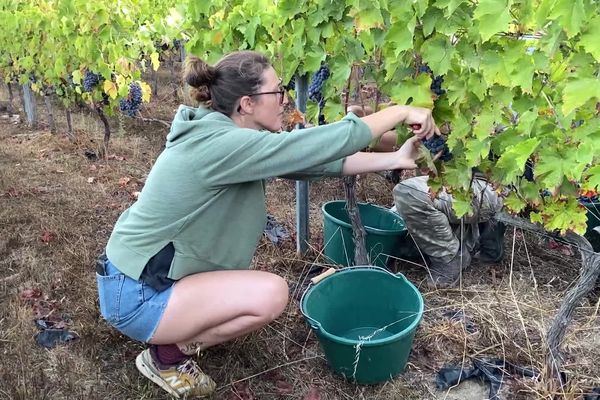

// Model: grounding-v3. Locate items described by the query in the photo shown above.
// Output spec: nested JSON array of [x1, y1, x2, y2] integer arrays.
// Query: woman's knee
[[254, 273, 289, 321]]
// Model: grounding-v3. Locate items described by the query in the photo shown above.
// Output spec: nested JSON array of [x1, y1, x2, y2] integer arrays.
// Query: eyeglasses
[[247, 85, 287, 105], [237, 85, 287, 113]]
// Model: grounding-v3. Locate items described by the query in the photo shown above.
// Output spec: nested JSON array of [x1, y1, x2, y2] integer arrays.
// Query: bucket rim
[[321, 200, 407, 235], [300, 266, 424, 346]]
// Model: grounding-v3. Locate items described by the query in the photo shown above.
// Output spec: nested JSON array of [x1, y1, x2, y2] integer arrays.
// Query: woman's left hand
[[393, 136, 421, 169]]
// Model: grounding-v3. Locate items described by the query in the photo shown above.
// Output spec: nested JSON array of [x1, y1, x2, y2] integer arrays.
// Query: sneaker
[[135, 349, 216, 398]]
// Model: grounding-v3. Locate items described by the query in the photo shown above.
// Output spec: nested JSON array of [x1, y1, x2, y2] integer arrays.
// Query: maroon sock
[[150, 344, 189, 368]]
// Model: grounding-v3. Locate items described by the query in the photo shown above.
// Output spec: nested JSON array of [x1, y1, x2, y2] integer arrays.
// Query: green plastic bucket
[[322, 201, 407, 268], [300, 266, 424, 384], [583, 201, 600, 251]]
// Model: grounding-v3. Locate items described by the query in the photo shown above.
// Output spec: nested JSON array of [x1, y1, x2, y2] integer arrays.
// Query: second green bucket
[[583, 201, 600, 251], [300, 266, 424, 384], [322, 200, 407, 268]]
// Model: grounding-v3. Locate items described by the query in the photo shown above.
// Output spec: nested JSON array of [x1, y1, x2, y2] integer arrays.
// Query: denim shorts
[[96, 258, 173, 342]]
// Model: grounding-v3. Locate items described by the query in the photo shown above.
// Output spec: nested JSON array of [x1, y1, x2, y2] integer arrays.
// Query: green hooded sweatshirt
[[106, 106, 372, 280]]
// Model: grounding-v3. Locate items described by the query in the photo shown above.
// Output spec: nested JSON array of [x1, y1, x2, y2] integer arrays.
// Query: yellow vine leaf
[[150, 52, 160, 72], [103, 80, 118, 100], [116, 57, 131, 76], [140, 82, 152, 103]]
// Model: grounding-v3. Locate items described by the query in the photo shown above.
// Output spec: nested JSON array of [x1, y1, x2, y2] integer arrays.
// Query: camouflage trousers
[[392, 176, 503, 263]]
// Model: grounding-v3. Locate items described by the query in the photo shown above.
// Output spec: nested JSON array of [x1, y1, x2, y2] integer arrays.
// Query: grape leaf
[[140, 82, 152, 103], [389, 74, 434, 108], [582, 165, 600, 192], [481, 50, 511, 87], [515, 110, 538, 136], [416, 146, 438, 175], [451, 190, 474, 218], [443, 162, 473, 191], [150, 52, 160, 71], [421, 35, 455, 75], [542, 197, 588, 235], [103, 80, 118, 100], [434, 0, 467, 16], [534, 148, 583, 190], [548, 0, 585, 39], [422, 7, 444, 37], [579, 15, 600, 62], [353, 7, 384, 32], [473, 0, 512, 42], [385, 18, 416, 56], [519, 180, 542, 206], [504, 192, 527, 213], [494, 138, 540, 184], [465, 138, 491, 165], [561, 78, 600, 115]]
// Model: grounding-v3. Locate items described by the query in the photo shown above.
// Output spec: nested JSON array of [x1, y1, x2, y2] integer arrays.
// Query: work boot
[[427, 246, 471, 289], [135, 349, 216, 398], [476, 221, 506, 263]]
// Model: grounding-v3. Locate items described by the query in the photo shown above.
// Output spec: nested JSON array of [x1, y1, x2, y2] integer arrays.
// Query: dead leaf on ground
[[118, 177, 131, 187], [107, 154, 126, 161], [225, 382, 255, 400], [304, 387, 322, 400], [275, 379, 293, 395], [20, 288, 43, 301], [40, 231, 55, 243], [87, 177, 95, 184], [547, 239, 574, 256]]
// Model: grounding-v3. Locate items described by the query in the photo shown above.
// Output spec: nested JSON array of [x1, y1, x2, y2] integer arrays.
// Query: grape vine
[[182, 0, 600, 235]]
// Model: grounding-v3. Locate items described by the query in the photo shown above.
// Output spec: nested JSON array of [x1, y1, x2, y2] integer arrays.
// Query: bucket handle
[[299, 265, 407, 332]]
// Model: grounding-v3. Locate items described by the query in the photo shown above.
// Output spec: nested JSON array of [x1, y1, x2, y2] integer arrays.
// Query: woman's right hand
[[401, 106, 440, 139]]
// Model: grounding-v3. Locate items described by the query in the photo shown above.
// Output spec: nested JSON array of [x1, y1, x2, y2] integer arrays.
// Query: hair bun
[[189, 85, 211, 104], [183, 56, 217, 103]]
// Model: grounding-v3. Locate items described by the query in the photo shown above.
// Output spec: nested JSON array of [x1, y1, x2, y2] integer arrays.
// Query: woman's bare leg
[[149, 269, 289, 353]]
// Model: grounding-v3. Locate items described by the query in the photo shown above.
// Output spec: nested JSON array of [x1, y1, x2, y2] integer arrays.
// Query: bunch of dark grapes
[[422, 135, 452, 161], [101, 93, 110, 106], [29, 74, 37, 84], [154, 41, 169, 52], [522, 159, 535, 182], [83, 71, 101, 92], [308, 65, 330, 125], [430, 75, 445, 96], [572, 119, 584, 128], [308, 64, 330, 102], [173, 39, 182, 50], [417, 64, 445, 96], [285, 77, 295, 91], [118, 82, 143, 117], [66, 73, 76, 88]]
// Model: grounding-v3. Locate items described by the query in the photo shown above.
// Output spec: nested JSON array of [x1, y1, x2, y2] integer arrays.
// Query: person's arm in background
[[347, 104, 439, 140], [341, 135, 420, 175], [359, 105, 439, 140], [369, 130, 398, 152], [347, 105, 417, 153]]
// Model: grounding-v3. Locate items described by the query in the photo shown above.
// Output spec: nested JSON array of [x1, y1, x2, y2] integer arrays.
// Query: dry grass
[[1, 68, 600, 400]]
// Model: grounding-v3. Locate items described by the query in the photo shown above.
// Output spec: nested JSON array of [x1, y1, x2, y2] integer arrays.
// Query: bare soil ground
[[1, 63, 600, 400]]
